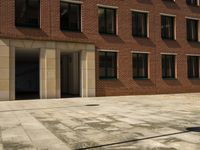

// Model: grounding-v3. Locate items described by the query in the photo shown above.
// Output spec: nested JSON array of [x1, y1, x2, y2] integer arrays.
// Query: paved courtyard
[[0, 94, 199, 150]]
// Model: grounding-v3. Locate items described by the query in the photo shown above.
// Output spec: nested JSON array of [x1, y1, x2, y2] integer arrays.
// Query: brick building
[[0, 0, 199, 100]]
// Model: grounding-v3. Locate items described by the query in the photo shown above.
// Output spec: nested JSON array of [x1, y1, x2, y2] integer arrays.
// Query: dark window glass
[[133, 53, 148, 79], [187, 19, 199, 42], [99, 52, 117, 79], [60, 2, 81, 31], [15, 0, 40, 28], [161, 16, 175, 40], [186, 0, 198, 6], [162, 0, 175, 1], [132, 12, 148, 37], [188, 56, 199, 78], [98, 7, 116, 34], [162, 55, 176, 79]]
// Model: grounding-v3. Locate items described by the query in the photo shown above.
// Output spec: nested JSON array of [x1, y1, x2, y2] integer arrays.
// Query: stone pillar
[[56, 49, 61, 98], [10, 47, 15, 100], [40, 49, 46, 99], [0, 39, 10, 100], [81, 50, 96, 97], [40, 48, 57, 99]]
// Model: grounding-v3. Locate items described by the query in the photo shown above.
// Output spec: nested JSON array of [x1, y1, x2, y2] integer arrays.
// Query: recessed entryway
[[15, 49, 40, 100], [60, 52, 80, 98]]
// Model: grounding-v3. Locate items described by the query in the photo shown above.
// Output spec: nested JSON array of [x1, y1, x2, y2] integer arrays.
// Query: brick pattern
[[0, 0, 200, 96]]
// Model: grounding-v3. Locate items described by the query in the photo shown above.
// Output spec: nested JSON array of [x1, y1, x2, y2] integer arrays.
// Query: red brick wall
[[0, 0, 200, 96]]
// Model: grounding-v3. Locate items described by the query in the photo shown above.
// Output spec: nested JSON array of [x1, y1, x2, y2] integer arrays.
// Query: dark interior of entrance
[[15, 50, 40, 100], [60, 52, 80, 98]]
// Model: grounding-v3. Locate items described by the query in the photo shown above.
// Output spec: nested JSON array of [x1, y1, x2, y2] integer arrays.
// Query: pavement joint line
[[14, 112, 34, 144], [12, 110, 72, 150], [0, 104, 101, 113], [75, 130, 192, 150], [13, 111, 36, 149]]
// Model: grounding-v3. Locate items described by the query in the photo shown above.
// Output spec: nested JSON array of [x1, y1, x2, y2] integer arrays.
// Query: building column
[[56, 49, 61, 98], [0, 39, 10, 100], [40, 48, 57, 99], [10, 46, 15, 100], [81, 50, 96, 97]]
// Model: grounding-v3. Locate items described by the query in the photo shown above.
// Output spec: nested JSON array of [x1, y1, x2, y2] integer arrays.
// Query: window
[[186, 0, 198, 6], [132, 12, 148, 38], [98, 7, 116, 34], [60, 1, 81, 31], [187, 56, 199, 79], [99, 52, 117, 79], [162, 55, 176, 79], [187, 19, 199, 42], [161, 15, 175, 40], [15, 0, 40, 28], [132, 53, 148, 79]]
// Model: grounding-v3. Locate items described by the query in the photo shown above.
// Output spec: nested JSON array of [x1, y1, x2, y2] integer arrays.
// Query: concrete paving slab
[[0, 93, 199, 149]]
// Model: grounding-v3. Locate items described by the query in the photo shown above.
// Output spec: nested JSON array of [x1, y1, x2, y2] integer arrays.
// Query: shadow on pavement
[[76, 127, 200, 150], [186, 127, 200, 132]]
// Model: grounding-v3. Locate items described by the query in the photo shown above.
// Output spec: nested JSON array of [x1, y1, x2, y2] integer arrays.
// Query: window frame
[[15, 0, 41, 28], [99, 51, 118, 80], [161, 54, 177, 79], [60, 1, 81, 32], [132, 52, 149, 79], [132, 10, 149, 38], [186, 19, 199, 42], [98, 7, 117, 35], [161, 14, 176, 40], [186, 17, 200, 42], [187, 55, 200, 79], [186, 0, 200, 6]]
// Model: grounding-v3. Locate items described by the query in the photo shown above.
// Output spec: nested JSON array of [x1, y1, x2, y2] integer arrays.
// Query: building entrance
[[60, 52, 80, 98], [15, 49, 40, 100]]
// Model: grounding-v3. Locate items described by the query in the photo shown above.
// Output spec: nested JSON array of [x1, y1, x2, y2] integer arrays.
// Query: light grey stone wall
[[0, 38, 96, 100]]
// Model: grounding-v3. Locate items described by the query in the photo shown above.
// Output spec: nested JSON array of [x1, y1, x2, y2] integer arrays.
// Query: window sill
[[133, 78, 149, 80], [162, 78, 177, 80], [99, 78, 118, 80], [162, 38, 176, 41], [16, 26, 40, 29], [133, 36, 149, 39], [163, 0, 176, 3], [188, 78, 200, 80], [99, 32, 117, 36], [187, 4, 199, 7], [187, 40, 199, 43], [61, 29, 82, 33]]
